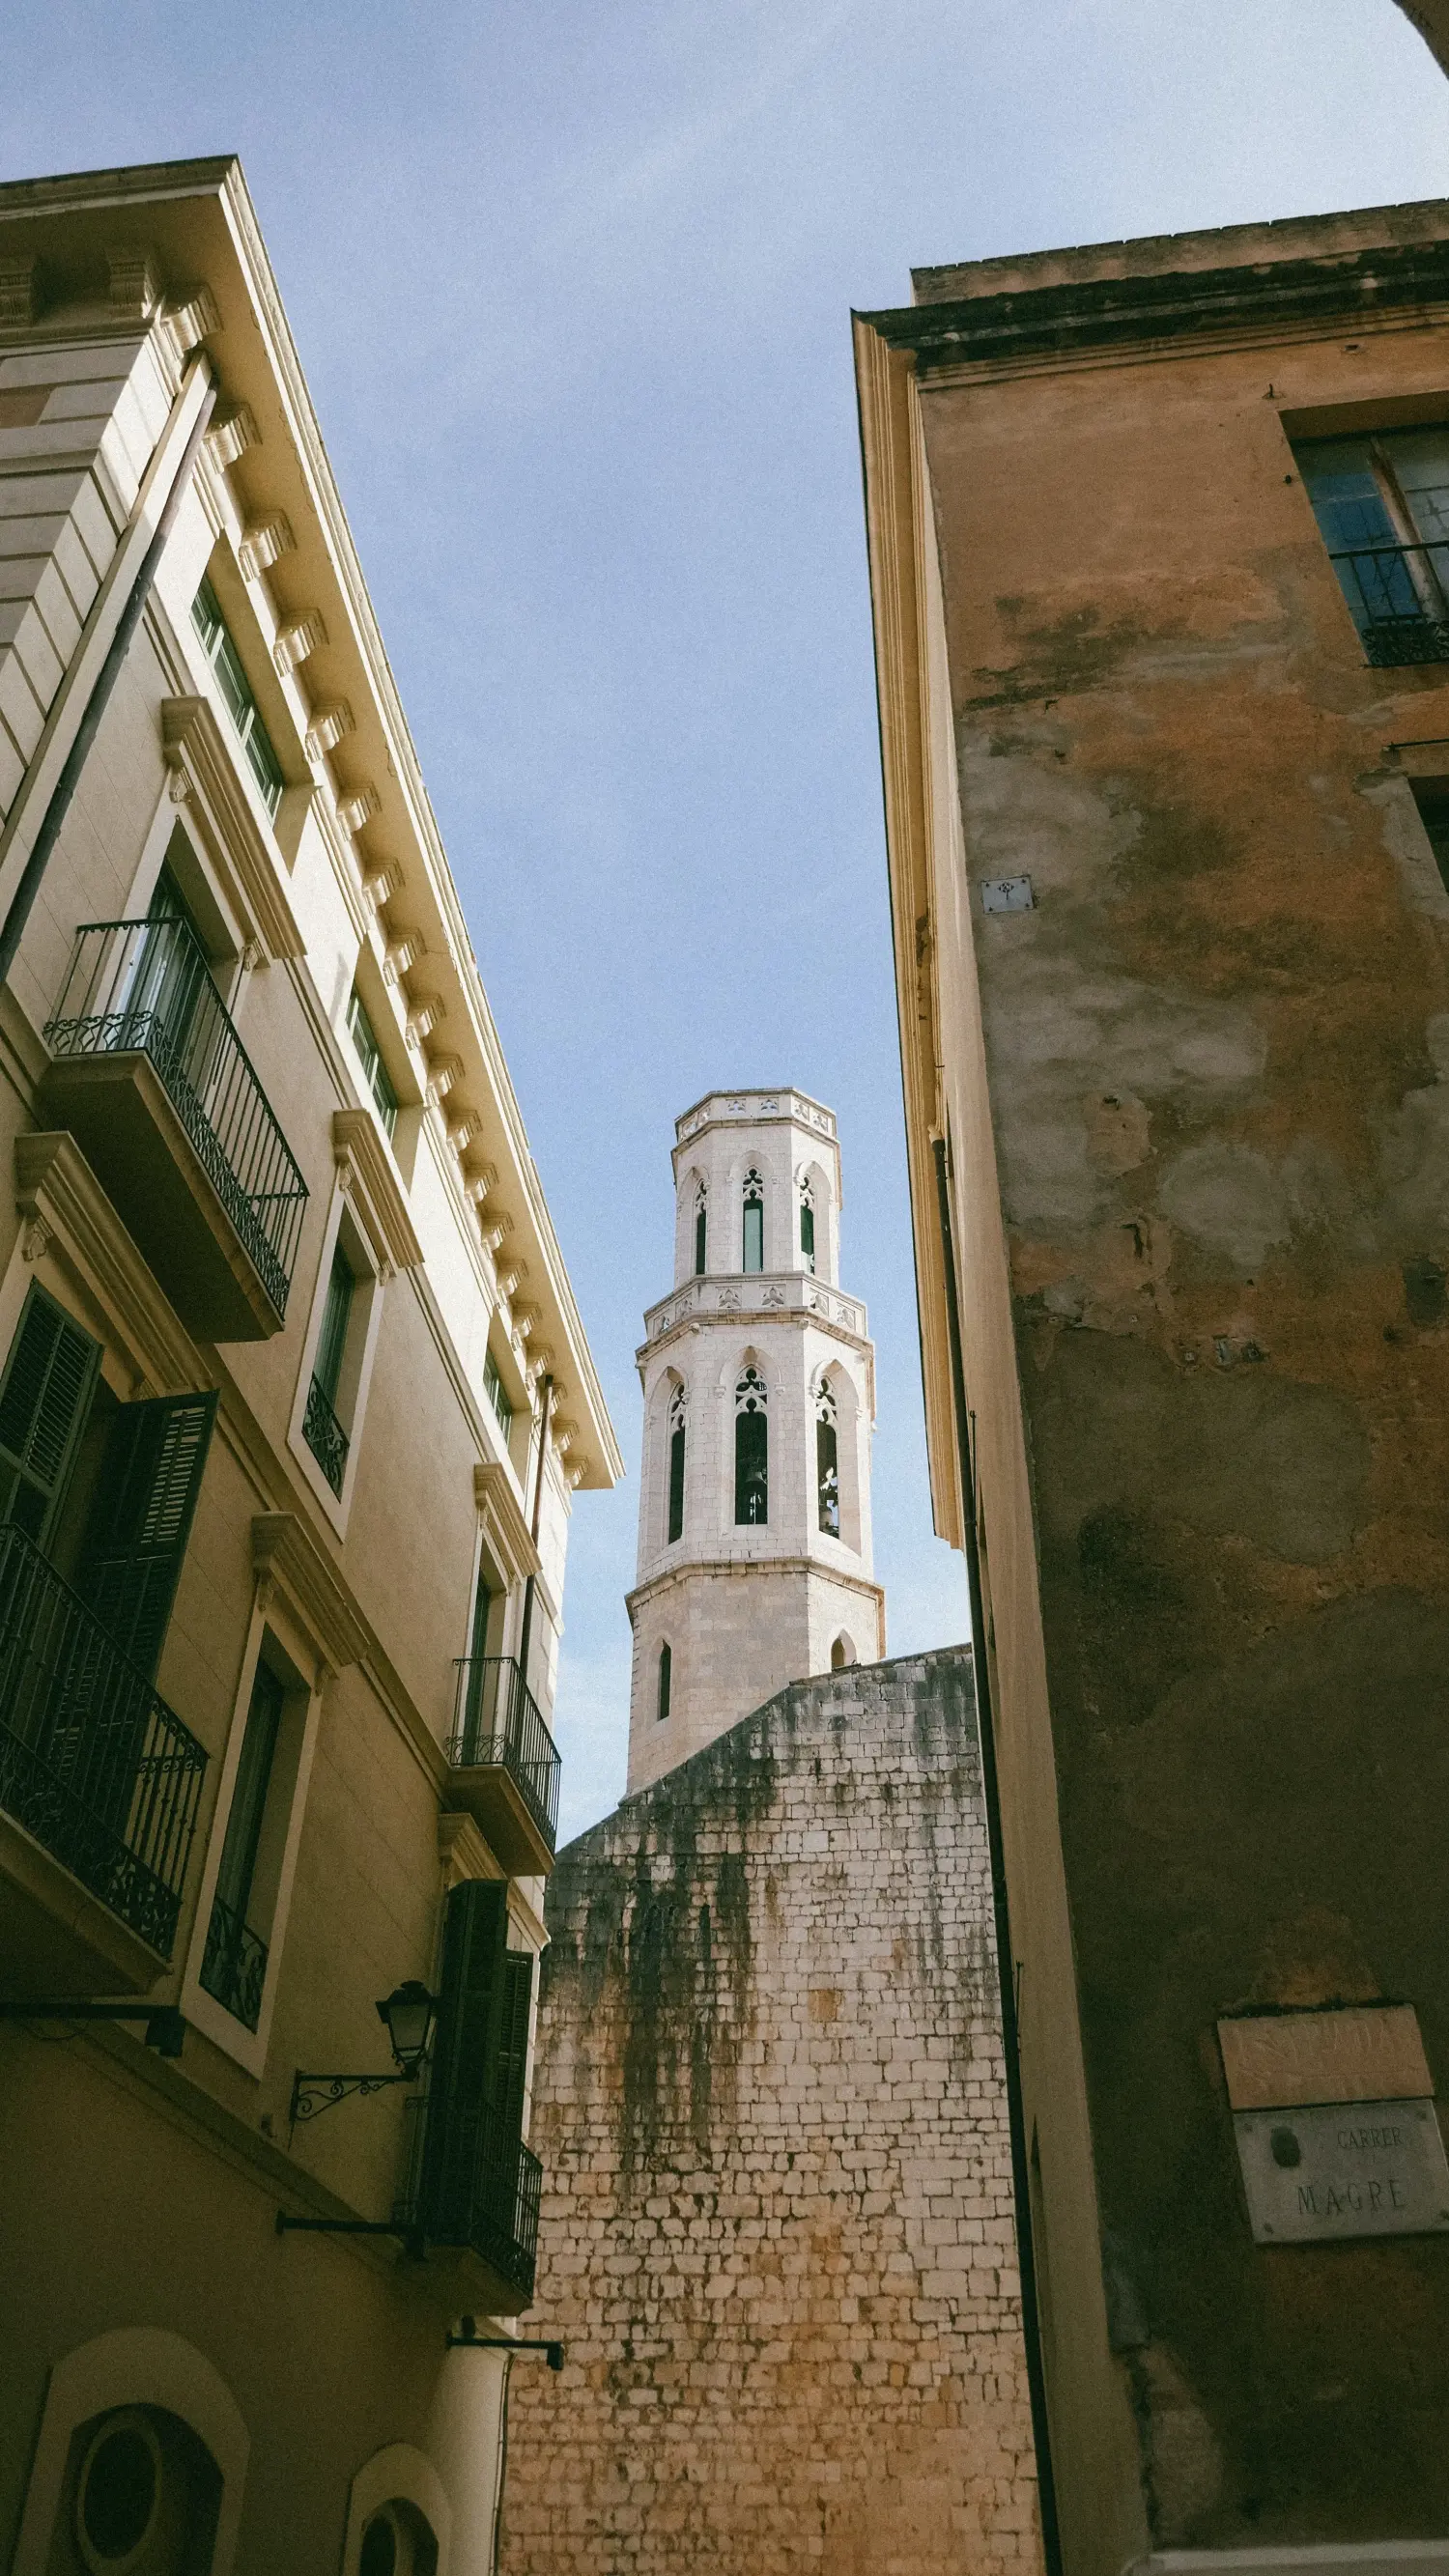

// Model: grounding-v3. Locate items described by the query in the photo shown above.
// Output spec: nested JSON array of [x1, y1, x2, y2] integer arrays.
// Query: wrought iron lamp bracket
[[289, 2067, 414, 2127]]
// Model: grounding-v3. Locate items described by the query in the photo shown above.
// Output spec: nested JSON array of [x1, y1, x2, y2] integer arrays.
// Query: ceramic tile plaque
[[1233, 2097, 1449, 2243]]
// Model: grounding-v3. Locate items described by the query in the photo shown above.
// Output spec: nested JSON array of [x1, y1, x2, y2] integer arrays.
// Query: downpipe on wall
[[932, 1134, 1065, 2576]]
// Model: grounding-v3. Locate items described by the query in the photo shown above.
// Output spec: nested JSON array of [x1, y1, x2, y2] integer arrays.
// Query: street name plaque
[[1234, 2097, 1449, 2243]]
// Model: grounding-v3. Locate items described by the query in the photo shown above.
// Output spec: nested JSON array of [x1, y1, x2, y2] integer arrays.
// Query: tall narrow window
[[484, 1346, 514, 1439], [191, 574, 285, 816], [305, 1241, 355, 1496], [1297, 428, 1449, 667], [201, 1657, 286, 2030], [667, 1383, 686, 1543], [734, 1366, 768, 1525], [816, 1377, 839, 1537], [0, 1284, 99, 1545], [742, 1172, 763, 1274], [346, 988, 400, 1139], [800, 1184, 816, 1274], [657, 1641, 671, 1722], [694, 1185, 707, 1277]]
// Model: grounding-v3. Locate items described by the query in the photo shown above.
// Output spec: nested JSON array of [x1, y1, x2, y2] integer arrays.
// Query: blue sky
[[6, 1, 1449, 1837]]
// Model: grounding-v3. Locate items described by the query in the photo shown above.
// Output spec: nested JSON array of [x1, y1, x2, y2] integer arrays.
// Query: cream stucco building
[[625, 1089, 884, 1793], [0, 155, 621, 2576]]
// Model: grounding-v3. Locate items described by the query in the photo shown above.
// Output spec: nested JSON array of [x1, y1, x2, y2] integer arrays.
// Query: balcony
[[444, 1656, 560, 1876], [1328, 539, 1449, 666], [413, 2103, 543, 2309], [302, 1374, 349, 1497], [199, 1890, 268, 2031], [42, 914, 308, 1341], [0, 1522, 207, 1994]]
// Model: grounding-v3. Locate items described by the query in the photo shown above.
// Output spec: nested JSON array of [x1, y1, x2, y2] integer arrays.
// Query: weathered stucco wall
[[501, 1650, 1041, 2575], [905, 207, 1449, 2549]]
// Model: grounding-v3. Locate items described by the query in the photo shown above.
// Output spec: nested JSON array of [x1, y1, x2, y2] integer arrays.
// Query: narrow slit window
[[800, 1187, 816, 1273], [484, 1346, 514, 1438], [191, 575, 285, 816], [742, 1173, 763, 1274], [304, 1242, 355, 1497], [734, 1366, 768, 1525], [667, 1384, 686, 1543], [657, 1641, 671, 1722], [694, 1187, 707, 1277], [816, 1378, 839, 1538]]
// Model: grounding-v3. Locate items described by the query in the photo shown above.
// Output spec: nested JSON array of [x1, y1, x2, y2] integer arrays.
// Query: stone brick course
[[501, 1647, 1041, 2573]]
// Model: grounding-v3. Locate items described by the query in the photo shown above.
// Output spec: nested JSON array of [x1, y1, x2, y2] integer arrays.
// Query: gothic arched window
[[742, 1172, 763, 1274], [734, 1365, 768, 1524], [668, 1382, 686, 1543], [800, 1180, 816, 1273], [694, 1183, 707, 1277], [658, 1641, 671, 1721], [815, 1376, 839, 1537]]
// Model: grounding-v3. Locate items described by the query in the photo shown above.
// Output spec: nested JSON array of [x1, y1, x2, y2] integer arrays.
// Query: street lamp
[[287, 1980, 439, 2127]]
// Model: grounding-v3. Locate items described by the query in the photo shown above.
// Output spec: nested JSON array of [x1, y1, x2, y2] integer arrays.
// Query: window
[[1297, 429, 1449, 666], [1408, 777, 1449, 896], [800, 1185, 816, 1273], [0, 1283, 99, 1544], [742, 1172, 763, 1274], [831, 1634, 856, 1672], [200, 1657, 285, 2030], [483, 1346, 513, 1438], [346, 988, 400, 1139], [657, 1641, 671, 1721], [191, 574, 285, 816], [694, 1186, 707, 1277], [667, 1382, 686, 1543], [734, 1366, 768, 1525], [304, 1242, 354, 1497], [816, 1378, 839, 1537]]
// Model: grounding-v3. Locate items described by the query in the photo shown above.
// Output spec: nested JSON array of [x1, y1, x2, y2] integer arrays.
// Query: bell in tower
[[625, 1088, 885, 1793]]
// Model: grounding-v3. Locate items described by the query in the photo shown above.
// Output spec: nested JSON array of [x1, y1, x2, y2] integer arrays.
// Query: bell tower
[[626, 1088, 885, 1794]]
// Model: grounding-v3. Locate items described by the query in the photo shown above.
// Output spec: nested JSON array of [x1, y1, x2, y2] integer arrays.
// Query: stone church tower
[[627, 1088, 885, 1793]]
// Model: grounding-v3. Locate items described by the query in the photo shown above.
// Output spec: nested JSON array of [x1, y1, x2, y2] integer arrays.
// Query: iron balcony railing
[[0, 1521, 207, 1957], [446, 1655, 560, 1854], [199, 1890, 269, 2031], [1328, 540, 1449, 666], [467, 2109, 543, 2303], [44, 913, 308, 1318], [302, 1374, 349, 1497]]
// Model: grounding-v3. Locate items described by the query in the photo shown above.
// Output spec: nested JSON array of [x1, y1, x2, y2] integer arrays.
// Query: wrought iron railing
[[446, 1655, 560, 1853], [468, 2112, 543, 2303], [43, 913, 308, 1318], [1328, 540, 1449, 665], [0, 1522, 207, 1956], [303, 1374, 349, 1497], [199, 1890, 269, 2030]]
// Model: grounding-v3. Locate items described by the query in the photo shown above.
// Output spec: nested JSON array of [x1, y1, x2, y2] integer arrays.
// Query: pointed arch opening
[[667, 1381, 687, 1543], [657, 1640, 672, 1722], [694, 1181, 707, 1277], [815, 1374, 839, 1536], [742, 1170, 763, 1274], [800, 1176, 816, 1273], [831, 1633, 857, 1672], [734, 1363, 768, 1524]]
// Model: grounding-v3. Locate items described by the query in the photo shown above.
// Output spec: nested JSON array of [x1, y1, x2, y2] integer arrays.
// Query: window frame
[[191, 574, 286, 819]]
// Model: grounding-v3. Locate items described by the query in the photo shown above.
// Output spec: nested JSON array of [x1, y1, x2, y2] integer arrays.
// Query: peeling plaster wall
[[912, 220, 1449, 2550], [500, 1651, 1041, 2576]]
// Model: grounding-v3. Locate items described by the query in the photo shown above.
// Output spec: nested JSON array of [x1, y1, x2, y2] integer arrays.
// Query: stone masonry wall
[[501, 1649, 1041, 2575]]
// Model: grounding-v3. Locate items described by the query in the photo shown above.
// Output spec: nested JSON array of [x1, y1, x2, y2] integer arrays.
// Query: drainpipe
[[0, 360, 217, 985], [514, 1373, 554, 1699], [932, 1135, 1064, 2573]]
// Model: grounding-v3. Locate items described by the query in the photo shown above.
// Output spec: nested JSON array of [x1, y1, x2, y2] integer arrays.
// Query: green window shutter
[[496, 1949, 533, 2143], [0, 1284, 99, 1544], [76, 1392, 217, 1679], [420, 1877, 509, 2246], [313, 1246, 354, 1408]]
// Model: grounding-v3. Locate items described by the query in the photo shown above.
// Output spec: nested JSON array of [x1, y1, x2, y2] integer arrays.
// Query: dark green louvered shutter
[[76, 1392, 217, 1679], [0, 1285, 99, 1544], [419, 1877, 509, 2246], [497, 1949, 533, 2145]]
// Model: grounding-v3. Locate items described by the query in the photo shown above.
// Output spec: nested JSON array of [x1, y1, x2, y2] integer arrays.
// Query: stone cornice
[[250, 1511, 368, 1680], [159, 695, 305, 962], [331, 1108, 422, 1276], [626, 1560, 885, 1623], [861, 237, 1449, 380]]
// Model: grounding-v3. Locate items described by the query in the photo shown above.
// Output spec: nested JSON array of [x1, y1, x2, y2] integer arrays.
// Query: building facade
[[856, 202, 1449, 2565], [0, 156, 620, 2575], [503, 1653, 1040, 2576], [626, 1089, 884, 1794]]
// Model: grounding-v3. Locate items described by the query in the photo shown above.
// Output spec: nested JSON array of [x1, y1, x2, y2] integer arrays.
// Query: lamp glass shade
[[377, 1980, 436, 2072]]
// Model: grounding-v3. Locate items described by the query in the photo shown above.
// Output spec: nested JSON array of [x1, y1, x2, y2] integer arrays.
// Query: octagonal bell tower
[[626, 1088, 885, 1794]]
